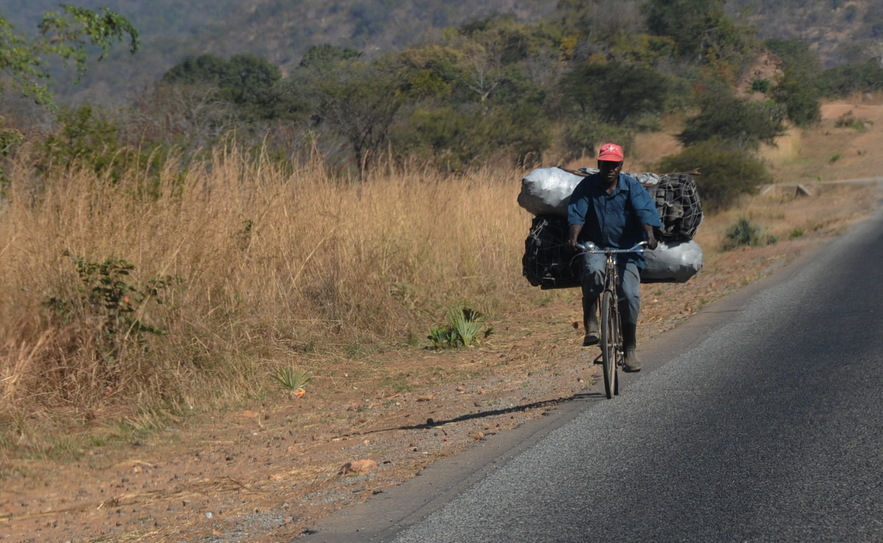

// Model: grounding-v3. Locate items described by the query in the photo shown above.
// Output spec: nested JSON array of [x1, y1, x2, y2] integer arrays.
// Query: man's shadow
[[344, 390, 605, 437]]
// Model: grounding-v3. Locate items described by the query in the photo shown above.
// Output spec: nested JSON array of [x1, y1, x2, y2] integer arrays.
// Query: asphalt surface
[[306, 195, 883, 543]]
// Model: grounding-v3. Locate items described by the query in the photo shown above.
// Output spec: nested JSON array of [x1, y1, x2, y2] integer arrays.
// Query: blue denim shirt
[[567, 172, 662, 269]]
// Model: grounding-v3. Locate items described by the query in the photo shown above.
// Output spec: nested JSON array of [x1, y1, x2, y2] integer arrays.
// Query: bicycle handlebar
[[576, 241, 648, 254]]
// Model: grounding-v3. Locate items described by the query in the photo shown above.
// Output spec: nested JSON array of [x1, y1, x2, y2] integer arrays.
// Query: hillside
[[3, 0, 881, 103], [727, 0, 883, 66], [2, 0, 556, 104]]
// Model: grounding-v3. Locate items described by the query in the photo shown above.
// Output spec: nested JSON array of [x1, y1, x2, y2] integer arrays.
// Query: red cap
[[597, 143, 624, 162]]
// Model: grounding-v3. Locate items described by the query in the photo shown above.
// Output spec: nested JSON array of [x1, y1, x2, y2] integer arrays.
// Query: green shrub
[[427, 305, 492, 348], [722, 217, 765, 250], [44, 256, 178, 362], [655, 140, 773, 212], [678, 93, 785, 150], [272, 367, 312, 393], [750, 78, 771, 93], [834, 111, 866, 130]]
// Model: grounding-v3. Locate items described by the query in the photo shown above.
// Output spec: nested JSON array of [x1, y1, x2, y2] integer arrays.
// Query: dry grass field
[[0, 96, 881, 541]]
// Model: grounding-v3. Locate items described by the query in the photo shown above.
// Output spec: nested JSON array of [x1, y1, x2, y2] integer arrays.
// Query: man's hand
[[644, 225, 658, 250], [567, 237, 579, 252]]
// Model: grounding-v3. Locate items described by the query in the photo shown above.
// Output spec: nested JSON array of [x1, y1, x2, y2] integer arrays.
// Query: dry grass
[[0, 146, 548, 447], [1, 96, 881, 456]]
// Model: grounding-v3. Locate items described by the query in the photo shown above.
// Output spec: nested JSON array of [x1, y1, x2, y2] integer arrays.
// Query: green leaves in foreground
[[44, 255, 178, 362], [428, 306, 493, 349], [272, 367, 312, 394], [722, 217, 770, 250]]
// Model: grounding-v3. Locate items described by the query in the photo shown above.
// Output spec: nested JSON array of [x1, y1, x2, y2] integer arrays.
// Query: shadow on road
[[336, 390, 605, 439]]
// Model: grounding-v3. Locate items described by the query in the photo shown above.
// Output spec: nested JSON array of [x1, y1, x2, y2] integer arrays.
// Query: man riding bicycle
[[566, 143, 661, 372]]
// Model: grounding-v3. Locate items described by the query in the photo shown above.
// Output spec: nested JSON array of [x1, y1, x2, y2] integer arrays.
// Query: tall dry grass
[[0, 146, 542, 425]]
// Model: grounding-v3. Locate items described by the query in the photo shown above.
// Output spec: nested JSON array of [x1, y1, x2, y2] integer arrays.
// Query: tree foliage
[[1, 0, 857, 199], [161, 53, 283, 120], [656, 140, 772, 211], [678, 92, 786, 150], [558, 61, 671, 126], [0, 5, 138, 106], [818, 61, 883, 97], [766, 39, 821, 126], [298, 54, 412, 180], [645, 0, 755, 76]]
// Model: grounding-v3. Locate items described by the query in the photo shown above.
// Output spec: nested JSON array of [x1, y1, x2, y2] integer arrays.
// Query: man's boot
[[622, 321, 641, 372], [582, 297, 599, 346]]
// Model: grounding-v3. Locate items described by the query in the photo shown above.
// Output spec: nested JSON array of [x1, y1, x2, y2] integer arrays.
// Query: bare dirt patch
[[762, 97, 883, 182]]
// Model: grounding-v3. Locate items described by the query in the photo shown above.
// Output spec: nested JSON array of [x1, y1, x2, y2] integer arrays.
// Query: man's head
[[597, 143, 623, 183]]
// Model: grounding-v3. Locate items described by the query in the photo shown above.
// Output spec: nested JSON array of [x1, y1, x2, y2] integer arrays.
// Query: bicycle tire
[[600, 290, 616, 399], [613, 303, 621, 396]]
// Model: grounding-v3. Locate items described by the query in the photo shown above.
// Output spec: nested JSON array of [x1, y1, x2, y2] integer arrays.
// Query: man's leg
[[618, 263, 642, 372], [580, 252, 605, 346]]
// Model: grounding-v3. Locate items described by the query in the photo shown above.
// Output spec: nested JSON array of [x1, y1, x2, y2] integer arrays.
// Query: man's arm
[[628, 178, 661, 250], [568, 224, 582, 251], [643, 223, 658, 250]]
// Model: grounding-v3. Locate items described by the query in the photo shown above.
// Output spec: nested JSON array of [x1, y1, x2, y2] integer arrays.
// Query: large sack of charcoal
[[516, 167, 582, 217], [522, 215, 581, 290], [517, 167, 703, 242], [643, 173, 703, 242], [522, 217, 704, 289], [641, 240, 704, 283]]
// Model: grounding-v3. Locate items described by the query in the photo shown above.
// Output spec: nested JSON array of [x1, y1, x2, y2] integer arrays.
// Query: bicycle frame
[[576, 241, 647, 398]]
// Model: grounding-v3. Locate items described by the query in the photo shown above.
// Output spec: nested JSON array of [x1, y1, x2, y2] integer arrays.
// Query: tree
[[298, 54, 411, 181], [645, 0, 755, 80], [161, 54, 283, 120], [766, 39, 821, 126], [558, 61, 670, 126], [389, 20, 556, 170], [656, 139, 772, 211], [678, 92, 785, 150], [298, 44, 363, 70], [0, 6, 139, 106]]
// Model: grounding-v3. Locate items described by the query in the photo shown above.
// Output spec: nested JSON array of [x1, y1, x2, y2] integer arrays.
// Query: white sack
[[517, 167, 582, 216], [641, 240, 704, 283], [517, 167, 664, 217]]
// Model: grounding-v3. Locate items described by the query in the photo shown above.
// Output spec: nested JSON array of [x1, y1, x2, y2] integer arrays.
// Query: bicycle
[[575, 241, 648, 399]]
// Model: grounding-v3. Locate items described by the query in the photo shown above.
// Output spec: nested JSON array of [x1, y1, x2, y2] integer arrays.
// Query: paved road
[[306, 195, 883, 542]]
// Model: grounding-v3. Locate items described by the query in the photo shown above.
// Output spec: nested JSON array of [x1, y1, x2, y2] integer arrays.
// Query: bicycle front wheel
[[600, 290, 617, 399]]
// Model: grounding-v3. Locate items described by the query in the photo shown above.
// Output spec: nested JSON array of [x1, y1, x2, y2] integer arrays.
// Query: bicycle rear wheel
[[600, 290, 617, 399]]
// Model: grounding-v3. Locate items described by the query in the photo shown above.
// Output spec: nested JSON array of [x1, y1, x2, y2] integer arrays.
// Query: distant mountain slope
[[2, 0, 555, 103], [727, 0, 882, 66], [3, 0, 880, 103]]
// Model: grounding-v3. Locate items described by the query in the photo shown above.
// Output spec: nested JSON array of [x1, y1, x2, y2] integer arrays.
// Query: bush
[[722, 217, 765, 250], [819, 61, 883, 97], [655, 140, 772, 212], [428, 306, 492, 348], [678, 93, 785, 150]]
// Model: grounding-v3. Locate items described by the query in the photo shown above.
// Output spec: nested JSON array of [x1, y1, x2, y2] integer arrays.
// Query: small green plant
[[828, 153, 841, 163], [834, 111, 867, 131], [272, 367, 312, 393], [381, 373, 410, 393], [789, 228, 805, 239], [44, 255, 178, 361], [750, 78, 771, 93], [722, 217, 765, 250], [427, 305, 492, 348]]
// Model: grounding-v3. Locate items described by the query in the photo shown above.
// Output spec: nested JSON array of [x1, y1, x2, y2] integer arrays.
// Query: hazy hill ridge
[[3, 0, 880, 103]]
